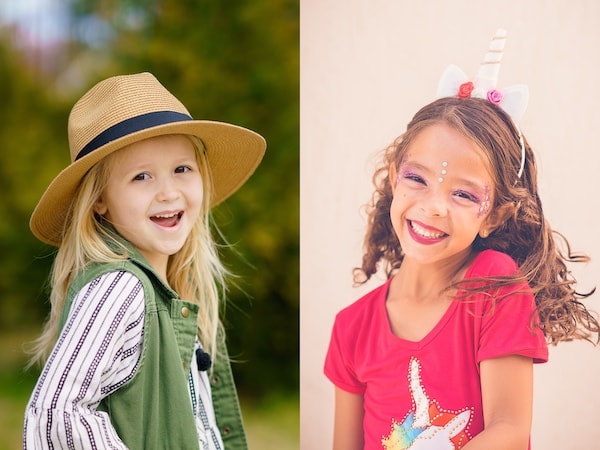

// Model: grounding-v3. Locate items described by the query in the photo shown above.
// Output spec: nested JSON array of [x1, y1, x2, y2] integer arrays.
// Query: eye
[[402, 171, 427, 185], [175, 165, 193, 174], [133, 173, 150, 181], [453, 190, 479, 203]]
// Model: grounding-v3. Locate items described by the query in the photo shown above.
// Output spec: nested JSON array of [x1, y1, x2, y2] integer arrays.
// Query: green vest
[[59, 242, 248, 450]]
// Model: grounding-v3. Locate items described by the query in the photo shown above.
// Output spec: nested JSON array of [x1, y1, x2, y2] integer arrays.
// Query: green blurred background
[[0, 1, 298, 448]]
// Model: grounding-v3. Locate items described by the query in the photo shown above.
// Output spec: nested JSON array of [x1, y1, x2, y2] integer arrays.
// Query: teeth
[[154, 212, 178, 218], [410, 221, 445, 239]]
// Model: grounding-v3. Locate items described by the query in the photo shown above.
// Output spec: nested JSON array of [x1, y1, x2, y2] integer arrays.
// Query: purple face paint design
[[477, 185, 491, 218]]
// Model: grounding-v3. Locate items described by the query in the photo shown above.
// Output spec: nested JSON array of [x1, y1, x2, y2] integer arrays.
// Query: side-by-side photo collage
[[1, 1, 599, 449]]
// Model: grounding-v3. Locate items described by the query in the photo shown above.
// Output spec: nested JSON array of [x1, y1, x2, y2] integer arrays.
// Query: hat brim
[[30, 120, 266, 246]]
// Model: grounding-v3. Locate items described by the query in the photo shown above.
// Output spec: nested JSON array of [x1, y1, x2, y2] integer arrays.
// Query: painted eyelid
[[399, 170, 426, 183], [453, 189, 480, 203]]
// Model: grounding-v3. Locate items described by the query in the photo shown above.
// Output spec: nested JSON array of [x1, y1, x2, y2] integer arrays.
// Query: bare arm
[[333, 387, 364, 450], [462, 355, 533, 450]]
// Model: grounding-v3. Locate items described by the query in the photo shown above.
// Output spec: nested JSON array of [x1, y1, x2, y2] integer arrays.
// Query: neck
[[394, 250, 474, 301], [139, 251, 169, 284]]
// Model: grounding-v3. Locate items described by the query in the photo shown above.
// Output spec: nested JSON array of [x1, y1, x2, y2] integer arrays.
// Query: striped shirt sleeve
[[24, 271, 145, 449]]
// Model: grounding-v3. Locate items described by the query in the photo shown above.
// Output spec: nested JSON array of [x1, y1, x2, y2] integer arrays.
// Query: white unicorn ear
[[499, 84, 529, 122], [435, 30, 528, 124], [436, 64, 469, 98]]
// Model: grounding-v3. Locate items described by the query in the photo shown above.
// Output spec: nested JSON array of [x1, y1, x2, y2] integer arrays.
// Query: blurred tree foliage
[[0, 40, 72, 329], [2, 0, 298, 396]]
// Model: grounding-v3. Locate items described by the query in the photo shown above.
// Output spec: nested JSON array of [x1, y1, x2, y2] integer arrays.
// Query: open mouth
[[150, 211, 183, 228], [408, 220, 447, 240]]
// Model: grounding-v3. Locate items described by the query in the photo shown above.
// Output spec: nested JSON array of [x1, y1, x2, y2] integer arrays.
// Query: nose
[[156, 177, 181, 202], [420, 190, 447, 217]]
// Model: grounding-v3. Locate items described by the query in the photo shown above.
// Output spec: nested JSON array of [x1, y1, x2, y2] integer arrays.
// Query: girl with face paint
[[324, 32, 599, 450]]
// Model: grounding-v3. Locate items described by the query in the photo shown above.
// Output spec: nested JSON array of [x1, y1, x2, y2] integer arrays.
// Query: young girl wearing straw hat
[[325, 30, 599, 449], [24, 72, 266, 450]]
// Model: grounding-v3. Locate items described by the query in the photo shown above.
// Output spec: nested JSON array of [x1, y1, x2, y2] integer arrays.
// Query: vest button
[[181, 306, 190, 318], [222, 426, 232, 436]]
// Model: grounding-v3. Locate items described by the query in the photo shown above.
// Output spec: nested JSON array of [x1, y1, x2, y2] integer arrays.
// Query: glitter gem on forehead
[[438, 161, 448, 183]]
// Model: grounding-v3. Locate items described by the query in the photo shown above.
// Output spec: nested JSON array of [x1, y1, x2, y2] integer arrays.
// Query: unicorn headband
[[436, 29, 528, 179]]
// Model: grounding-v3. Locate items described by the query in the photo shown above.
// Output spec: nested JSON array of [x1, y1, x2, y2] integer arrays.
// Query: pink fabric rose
[[457, 82, 474, 99], [486, 89, 503, 105]]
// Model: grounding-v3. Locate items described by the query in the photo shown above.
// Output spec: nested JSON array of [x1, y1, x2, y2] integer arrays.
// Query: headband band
[[514, 121, 526, 179]]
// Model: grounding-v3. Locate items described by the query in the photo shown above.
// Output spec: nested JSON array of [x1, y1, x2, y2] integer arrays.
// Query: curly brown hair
[[354, 97, 599, 345]]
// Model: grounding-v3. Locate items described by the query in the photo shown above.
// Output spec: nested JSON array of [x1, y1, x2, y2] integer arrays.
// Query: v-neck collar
[[381, 251, 482, 349]]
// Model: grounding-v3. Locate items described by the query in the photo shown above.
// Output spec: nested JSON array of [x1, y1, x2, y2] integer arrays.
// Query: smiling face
[[390, 123, 495, 267], [95, 134, 204, 276]]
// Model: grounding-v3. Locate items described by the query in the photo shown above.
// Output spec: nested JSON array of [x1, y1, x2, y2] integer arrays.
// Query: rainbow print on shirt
[[381, 357, 472, 450]]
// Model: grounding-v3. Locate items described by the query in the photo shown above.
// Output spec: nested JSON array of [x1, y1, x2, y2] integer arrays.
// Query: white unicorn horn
[[475, 28, 507, 91]]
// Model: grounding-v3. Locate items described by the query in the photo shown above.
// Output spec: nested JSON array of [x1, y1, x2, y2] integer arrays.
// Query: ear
[[479, 202, 515, 238], [94, 196, 108, 216]]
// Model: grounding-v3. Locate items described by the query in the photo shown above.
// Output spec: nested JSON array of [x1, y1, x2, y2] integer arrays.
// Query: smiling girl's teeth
[[411, 221, 445, 239], [150, 211, 181, 228]]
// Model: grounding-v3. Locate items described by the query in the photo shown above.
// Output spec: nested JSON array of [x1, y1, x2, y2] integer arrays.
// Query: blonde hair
[[29, 135, 227, 366]]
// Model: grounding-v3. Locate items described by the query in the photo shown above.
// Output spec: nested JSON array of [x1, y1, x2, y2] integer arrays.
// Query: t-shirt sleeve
[[324, 313, 366, 394], [474, 253, 548, 364]]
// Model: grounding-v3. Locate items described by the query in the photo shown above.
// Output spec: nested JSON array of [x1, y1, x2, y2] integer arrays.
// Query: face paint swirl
[[477, 185, 491, 218]]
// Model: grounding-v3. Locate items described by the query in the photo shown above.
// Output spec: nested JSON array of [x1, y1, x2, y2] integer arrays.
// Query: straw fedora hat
[[30, 72, 266, 246]]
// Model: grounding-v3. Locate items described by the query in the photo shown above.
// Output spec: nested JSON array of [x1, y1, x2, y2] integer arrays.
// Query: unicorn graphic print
[[382, 358, 473, 449]]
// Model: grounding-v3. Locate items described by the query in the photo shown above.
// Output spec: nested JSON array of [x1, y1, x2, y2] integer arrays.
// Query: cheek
[[183, 181, 205, 215], [105, 188, 145, 219], [192, 182, 205, 206], [390, 186, 421, 217], [389, 191, 411, 228], [389, 194, 400, 221]]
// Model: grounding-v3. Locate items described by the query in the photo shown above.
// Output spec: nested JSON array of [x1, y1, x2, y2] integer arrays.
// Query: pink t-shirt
[[325, 250, 548, 449]]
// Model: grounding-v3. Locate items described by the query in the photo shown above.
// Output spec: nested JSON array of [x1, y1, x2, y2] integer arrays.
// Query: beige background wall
[[300, 1, 600, 448]]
